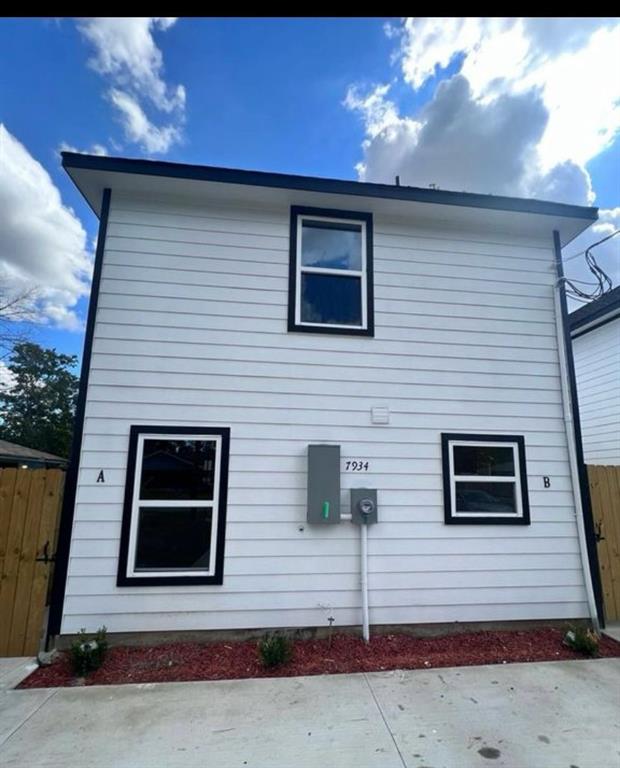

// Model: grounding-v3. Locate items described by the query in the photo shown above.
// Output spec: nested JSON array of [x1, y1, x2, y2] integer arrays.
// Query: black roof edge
[[569, 285, 620, 333], [0, 453, 66, 466], [61, 152, 599, 222]]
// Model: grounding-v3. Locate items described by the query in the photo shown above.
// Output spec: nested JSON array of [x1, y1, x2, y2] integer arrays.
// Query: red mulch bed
[[19, 628, 620, 689]]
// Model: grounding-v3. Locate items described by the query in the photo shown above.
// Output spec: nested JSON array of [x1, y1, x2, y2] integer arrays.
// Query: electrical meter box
[[350, 488, 378, 525], [307, 444, 341, 524]]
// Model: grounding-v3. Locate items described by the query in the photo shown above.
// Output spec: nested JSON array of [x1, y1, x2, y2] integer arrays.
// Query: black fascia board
[[569, 285, 620, 335], [62, 152, 598, 222]]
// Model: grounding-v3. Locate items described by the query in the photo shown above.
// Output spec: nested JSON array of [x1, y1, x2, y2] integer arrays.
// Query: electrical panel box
[[350, 488, 378, 525], [307, 444, 341, 524]]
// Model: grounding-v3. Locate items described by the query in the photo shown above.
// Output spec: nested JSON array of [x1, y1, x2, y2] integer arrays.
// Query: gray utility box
[[350, 488, 378, 525], [307, 444, 341, 524]]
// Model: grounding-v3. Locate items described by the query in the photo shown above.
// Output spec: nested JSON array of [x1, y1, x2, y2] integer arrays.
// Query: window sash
[[448, 440, 523, 519], [452, 475, 517, 483], [136, 500, 214, 507], [126, 433, 222, 578], [295, 215, 367, 329], [301, 265, 364, 277]]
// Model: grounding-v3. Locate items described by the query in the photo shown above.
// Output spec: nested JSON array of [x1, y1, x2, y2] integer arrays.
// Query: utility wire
[[563, 229, 620, 262], [561, 229, 617, 302]]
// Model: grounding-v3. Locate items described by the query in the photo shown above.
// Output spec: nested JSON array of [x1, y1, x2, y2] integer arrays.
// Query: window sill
[[445, 516, 530, 526], [117, 573, 223, 587], [287, 321, 374, 337]]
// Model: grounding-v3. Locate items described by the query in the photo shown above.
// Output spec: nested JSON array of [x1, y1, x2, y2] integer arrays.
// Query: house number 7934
[[345, 461, 369, 471]]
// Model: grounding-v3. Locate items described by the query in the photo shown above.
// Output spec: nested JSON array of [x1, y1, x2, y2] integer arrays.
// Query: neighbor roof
[[62, 152, 597, 248], [0, 439, 67, 465], [569, 285, 620, 337]]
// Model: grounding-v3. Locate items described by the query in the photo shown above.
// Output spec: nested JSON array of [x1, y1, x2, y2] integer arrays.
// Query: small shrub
[[70, 626, 108, 676], [258, 633, 293, 668], [563, 625, 600, 658]]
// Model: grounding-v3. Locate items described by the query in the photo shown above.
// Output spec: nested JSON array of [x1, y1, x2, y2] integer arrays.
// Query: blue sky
[[1, 18, 618, 372]]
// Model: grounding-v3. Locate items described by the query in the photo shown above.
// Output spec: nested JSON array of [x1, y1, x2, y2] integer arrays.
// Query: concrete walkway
[[0, 658, 619, 768]]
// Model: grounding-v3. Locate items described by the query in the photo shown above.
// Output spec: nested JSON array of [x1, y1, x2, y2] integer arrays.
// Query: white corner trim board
[[554, 280, 599, 631]]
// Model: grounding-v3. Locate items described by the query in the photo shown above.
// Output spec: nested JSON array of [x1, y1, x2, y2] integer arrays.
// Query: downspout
[[552, 230, 603, 631], [341, 512, 370, 642], [360, 524, 370, 643]]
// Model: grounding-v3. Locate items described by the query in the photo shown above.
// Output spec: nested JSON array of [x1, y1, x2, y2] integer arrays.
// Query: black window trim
[[117, 425, 230, 586], [441, 433, 531, 526], [288, 205, 374, 336]]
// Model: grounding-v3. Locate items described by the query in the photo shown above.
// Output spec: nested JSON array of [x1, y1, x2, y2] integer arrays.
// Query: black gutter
[[62, 152, 598, 223], [569, 285, 620, 335], [553, 230, 605, 627], [571, 312, 620, 340], [47, 188, 112, 641]]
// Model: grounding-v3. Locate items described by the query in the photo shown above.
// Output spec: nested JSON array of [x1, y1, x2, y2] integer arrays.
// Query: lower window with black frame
[[117, 426, 230, 586], [441, 433, 530, 525]]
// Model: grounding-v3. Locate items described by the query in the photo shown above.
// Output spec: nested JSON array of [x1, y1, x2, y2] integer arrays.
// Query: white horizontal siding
[[74, 489, 577, 511], [62, 192, 587, 635], [573, 319, 620, 464], [61, 603, 588, 634], [67, 552, 582, 578], [78, 439, 570, 461], [72, 521, 579, 541], [69, 535, 582, 560], [65, 569, 585, 600], [63, 585, 587, 616]]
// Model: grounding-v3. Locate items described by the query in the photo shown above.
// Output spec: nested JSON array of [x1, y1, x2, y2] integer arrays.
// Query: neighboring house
[[48, 152, 604, 642], [0, 439, 67, 469], [570, 287, 620, 465]]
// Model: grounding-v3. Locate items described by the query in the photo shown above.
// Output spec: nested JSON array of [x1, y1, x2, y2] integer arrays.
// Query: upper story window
[[288, 206, 374, 336], [441, 434, 530, 525]]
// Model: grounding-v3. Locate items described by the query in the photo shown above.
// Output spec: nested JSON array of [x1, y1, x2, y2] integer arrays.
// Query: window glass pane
[[301, 220, 362, 270], [301, 273, 362, 326], [140, 439, 216, 501], [453, 445, 515, 476], [135, 506, 213, 570], [455, 481, 517, 514]]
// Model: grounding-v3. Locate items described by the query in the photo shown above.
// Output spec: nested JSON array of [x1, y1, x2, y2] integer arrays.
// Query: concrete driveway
[[1, 657, 618, 768]]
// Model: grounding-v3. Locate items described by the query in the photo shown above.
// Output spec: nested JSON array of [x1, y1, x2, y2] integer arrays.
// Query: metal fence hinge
[[35, 541, 56, 564]]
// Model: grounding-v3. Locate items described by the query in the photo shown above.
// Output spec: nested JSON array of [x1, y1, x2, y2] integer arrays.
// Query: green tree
[[0, 342, 79, 458]]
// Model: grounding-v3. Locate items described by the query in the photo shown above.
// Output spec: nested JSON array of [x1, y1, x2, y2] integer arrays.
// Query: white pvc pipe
[[554, 282, 600, 631], [361, 523, 370, 642]]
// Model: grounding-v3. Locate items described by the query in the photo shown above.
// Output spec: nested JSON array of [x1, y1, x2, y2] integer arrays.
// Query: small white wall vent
[[371, 406, 390, 425]]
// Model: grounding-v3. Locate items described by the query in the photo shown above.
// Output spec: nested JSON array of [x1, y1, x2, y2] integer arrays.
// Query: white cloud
[[75, 17, 185, 154], [76, 17, 184, 112], [58, 141, 108, 156], [344, 84, 403, 140], [345, 75, 593, 204], [397, 18, 620, 170], [108, 89, 181, 154], [383, 20, 403, 41], [0, 361, 16, 392], [345, 18, 620, 206], [0, 124, 92, 330]]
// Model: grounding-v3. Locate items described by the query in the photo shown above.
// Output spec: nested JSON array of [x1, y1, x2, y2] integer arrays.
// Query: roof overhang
[[62, 152, 598, 248], [570, 286, 620, 338]]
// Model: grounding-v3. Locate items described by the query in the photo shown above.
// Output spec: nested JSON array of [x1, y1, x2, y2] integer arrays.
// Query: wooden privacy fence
[[588, 465, 620, 623], [0, 468, 64, 656]]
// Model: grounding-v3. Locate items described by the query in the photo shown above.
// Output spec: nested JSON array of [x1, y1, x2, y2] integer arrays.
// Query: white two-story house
[[48, 152, 604, 643]]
